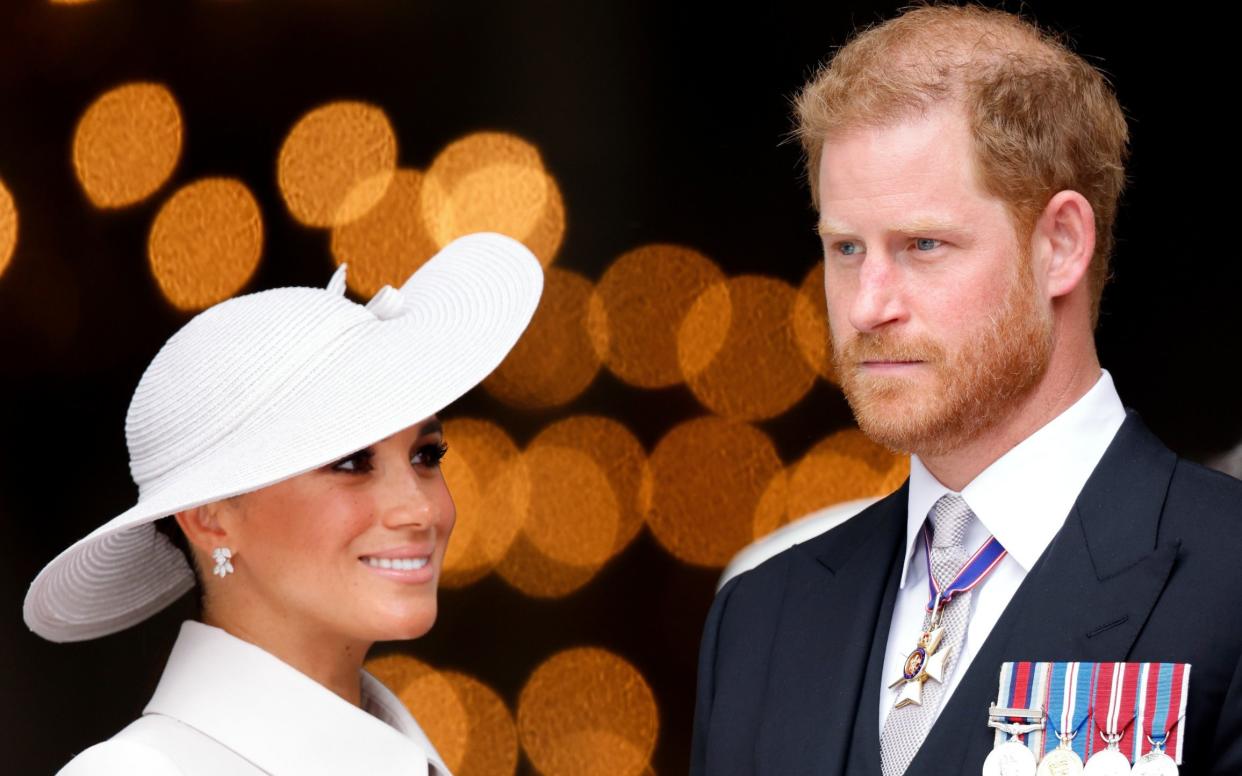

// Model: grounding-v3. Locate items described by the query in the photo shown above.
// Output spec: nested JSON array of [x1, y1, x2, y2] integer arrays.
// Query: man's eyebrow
[[816, 218, 853, 237], [815, 217, 965, 237], [891, 217, 964, 234]]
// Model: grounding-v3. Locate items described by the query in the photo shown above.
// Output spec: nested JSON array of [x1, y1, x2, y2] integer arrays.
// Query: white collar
[[900, 369, 1127, 588], [144, 621, 451, 776]]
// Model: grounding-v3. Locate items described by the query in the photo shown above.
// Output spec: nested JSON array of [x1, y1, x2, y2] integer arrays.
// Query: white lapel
[[144, 621, 450, 776]]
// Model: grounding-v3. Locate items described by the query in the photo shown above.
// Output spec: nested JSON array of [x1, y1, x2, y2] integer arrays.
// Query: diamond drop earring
[[211, 547, 235, 578]]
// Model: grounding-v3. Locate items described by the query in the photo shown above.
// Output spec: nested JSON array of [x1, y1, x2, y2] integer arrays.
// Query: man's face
[[817, 105, 1053, 457]]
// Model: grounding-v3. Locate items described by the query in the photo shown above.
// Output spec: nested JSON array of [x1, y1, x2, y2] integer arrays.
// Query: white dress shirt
[[59, 620, 450, 776], [878, 370, 1127, 732]]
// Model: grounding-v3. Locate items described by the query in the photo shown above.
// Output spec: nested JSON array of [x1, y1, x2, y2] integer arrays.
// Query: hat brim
[[25, 232, 543, 642]]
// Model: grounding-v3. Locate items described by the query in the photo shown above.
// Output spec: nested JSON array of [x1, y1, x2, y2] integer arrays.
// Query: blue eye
[[837, 241, 862, 256], [413, 442, 448, 469], [914, 238, 941, 251]]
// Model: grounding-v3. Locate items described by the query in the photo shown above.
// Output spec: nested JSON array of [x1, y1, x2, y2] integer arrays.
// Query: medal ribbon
[[1086, 661, 1140, 760], [921, 528, 1007, 611], [1137, 662, 1191, 764], [1006, 661, 1035, 728], [1042, 661, 1093, 760], [991, 662, 1050, 754]]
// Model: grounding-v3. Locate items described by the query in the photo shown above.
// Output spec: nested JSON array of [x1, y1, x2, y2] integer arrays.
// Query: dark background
[[2, 0, 1239, 773]]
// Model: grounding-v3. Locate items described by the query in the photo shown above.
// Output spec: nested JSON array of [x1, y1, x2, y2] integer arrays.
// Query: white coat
[[57, 621, 451, 776]]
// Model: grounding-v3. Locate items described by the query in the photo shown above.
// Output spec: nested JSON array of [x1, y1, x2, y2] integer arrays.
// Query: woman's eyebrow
[[418, 419, 444, 438]]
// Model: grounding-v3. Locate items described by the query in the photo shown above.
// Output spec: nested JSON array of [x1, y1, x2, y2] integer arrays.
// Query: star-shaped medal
[[887, 626, 951, 708]]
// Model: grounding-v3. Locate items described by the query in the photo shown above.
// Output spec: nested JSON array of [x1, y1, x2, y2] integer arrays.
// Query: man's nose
[[848, 253, 907, 333]]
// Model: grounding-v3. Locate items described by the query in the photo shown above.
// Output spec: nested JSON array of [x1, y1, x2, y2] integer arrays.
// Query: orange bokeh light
[[592, 244, 727, 389], [439, 418, 529, 589], [680, 275, 817, 420], [482, 267, 604, 409], [792, 261, 836, 383], [518, 648, 658, 776], [0, 179, 16, 279], [147, 178, 263, 311], [443, 671, 519, 776], [277, 101, 397, 228], [365, 654, 473, 774], [422, 132, 564, 266], [496, 443, 619, 598], [330, 169, 440, 297], [753, 429, 909, 539], [72, 82, 182, 208], [528, 416, 648, 557], [645, 416, 783, 567]]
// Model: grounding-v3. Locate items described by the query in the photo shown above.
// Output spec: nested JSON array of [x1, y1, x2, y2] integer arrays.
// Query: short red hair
[[795, 4, 1129, 324]]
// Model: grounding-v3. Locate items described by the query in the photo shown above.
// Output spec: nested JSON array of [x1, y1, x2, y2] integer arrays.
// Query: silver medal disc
[[982, 740, 1038, 776], [1131, 750, 1178, 776], [1035, 747, 1084, 776], [1081, 748, 1131, 776]]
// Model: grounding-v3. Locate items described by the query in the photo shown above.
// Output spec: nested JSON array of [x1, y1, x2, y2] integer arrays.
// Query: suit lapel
[[907, 412, 1181, 772], [755, 485, 906, 775]]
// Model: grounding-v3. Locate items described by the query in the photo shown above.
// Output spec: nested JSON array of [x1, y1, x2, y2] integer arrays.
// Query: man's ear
[[174, 502, 234, 555], [1034, 189, 1096, 300]]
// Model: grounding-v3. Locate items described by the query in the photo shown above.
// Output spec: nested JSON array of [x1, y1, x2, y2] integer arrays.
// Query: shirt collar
[[144, 620, 451, 776], [900, 369, 1126, 588]]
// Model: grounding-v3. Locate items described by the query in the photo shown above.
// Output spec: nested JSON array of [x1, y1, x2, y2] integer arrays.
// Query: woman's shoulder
[[56, 736, 185, 776], [56, 713, 262, 776]]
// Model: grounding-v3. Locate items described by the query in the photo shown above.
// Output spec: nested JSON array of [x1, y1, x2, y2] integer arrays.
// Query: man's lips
[[858, 359, 925, 368]]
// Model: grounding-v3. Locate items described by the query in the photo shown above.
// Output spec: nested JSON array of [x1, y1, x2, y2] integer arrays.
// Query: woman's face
[[210, 417, 455, 644]]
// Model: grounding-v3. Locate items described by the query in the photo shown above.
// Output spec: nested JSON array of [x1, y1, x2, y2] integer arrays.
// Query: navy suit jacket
[[690, 413, 1242, 775]]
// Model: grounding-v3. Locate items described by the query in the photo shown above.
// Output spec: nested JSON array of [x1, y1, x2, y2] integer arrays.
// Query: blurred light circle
[[439, 418, 529, 589], [529, 416, 647, 556], [646, 416, 783, 567], [753, 429, 909, 539], [277, 101, 397, 227], [443, 671, 519, 776], [518, 648, 658, 776], [593, 244, 726, 389], [422, 132, 564, 265], [364, 654, 469, 773], [0, 178, 16, 278], [72, 82, 182, 208], [792, 261, 836, 382], [330, 169, 440, 297], [496, 444, 619, 598], [147, 178, 263, 311], [680, 275, 816, 420], [482, 267, 603, 408]]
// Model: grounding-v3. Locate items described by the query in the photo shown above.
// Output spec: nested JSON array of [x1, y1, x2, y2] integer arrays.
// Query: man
[[690, 5, 1242, 775]]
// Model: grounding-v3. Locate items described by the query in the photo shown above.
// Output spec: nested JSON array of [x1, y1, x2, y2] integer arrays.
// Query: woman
[[23, 233, 543, 775]]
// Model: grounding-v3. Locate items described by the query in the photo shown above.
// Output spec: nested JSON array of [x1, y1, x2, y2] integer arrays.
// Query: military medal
[[1082, 663, 1138, 776], [1132, 741, 1178, 776], [889, 529, 1007, 709], [1035, 662, 1092, 776], [1130, 663, 1190, 776], [888, 621, 950, 708], [982, 662, 1049, 776]]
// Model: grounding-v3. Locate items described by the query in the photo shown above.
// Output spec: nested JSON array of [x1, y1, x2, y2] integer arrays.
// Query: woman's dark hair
[[153, 516, 204, 617]]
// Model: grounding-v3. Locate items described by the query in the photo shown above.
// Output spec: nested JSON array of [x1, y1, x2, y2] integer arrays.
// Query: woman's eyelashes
[[328, 441, 447, 474], [330, 449, 374, 473], [413, 441, 448, 469]]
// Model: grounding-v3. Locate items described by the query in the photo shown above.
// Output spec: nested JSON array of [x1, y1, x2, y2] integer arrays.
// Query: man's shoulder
[[721, 487, 906, 601], [1163, 455, 1242, 538]]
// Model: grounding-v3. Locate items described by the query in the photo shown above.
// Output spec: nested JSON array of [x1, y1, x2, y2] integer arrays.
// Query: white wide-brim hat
[[25, 232, 543, 642]]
